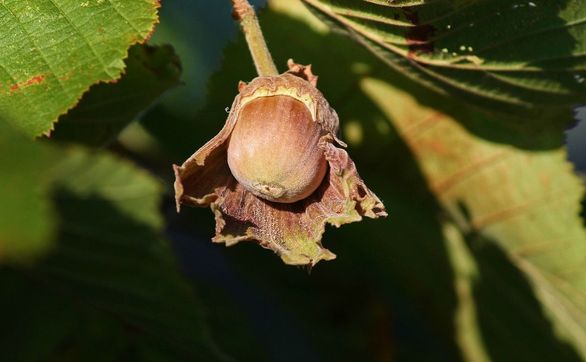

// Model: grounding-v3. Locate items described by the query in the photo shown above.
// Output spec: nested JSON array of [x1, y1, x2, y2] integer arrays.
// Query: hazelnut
[[227, 95, 327, 203]]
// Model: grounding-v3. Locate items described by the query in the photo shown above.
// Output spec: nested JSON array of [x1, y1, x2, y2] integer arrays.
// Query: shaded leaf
[[51, 44, 182, 147], [362, 76, 586, 359], [50, 148, 164, 230], [0, 121, 58, 264], [46, 149, 226, 360], [0, 135, 227, 360], [301, 0, 586, 121], [29, 188, 222, 360], [0, 0, 160, 136]]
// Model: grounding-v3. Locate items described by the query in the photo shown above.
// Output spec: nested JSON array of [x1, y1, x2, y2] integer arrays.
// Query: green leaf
[[0, 121, 58, 264], [0, 145, 227, 361], [41, 190, 219, 360], [50, 44, 182, 147], [0, 114, 164, 264], [362, 76, 586, 360], [301, 0, 586, 120], [0, 0, 160, 136], [50, 148, 165, 230]]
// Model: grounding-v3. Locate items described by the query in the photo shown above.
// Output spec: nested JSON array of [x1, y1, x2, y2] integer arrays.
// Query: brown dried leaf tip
[[173, 60, 387, 267]]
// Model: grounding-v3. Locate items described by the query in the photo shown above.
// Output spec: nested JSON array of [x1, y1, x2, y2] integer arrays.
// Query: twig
[[231, 0, 278, 76]]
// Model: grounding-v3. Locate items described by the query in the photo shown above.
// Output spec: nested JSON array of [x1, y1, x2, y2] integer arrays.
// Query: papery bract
[[173, 60, 386, 266]]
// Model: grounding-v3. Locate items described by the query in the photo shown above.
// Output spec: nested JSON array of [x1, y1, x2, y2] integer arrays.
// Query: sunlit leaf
[[0, 0, 160, 136], [363, 75, 586, 360]]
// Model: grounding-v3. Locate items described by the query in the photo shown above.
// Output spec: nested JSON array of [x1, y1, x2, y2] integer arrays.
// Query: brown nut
[[227, 95, 327, 203]]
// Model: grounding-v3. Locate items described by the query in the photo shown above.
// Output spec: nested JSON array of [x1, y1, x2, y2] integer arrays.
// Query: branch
[[231, 0, 278, 77]]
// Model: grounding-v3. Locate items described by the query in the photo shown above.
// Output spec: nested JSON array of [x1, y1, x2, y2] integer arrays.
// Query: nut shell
[[227, 95, 327, 203]]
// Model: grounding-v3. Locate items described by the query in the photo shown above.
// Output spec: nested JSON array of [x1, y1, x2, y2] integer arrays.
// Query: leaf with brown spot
[[0, 0, 160, 136]]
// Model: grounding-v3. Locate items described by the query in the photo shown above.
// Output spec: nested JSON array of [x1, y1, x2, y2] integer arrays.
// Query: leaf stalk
[[230, 0, 278, 76]]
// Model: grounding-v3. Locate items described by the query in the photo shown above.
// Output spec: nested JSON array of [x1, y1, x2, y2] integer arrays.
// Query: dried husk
[[173, 61, 386, 266]]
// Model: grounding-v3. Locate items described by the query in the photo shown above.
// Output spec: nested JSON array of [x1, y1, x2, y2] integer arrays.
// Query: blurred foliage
[[0, 120, 227, 360], [0, 0, 585, 361], [0, 122, 58, 263]]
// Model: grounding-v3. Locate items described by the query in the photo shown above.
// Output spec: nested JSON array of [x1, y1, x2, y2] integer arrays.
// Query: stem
[[231, 0, 278, 76]]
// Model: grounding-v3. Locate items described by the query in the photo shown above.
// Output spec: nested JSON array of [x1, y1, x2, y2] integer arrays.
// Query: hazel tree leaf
[[362, 76, 586, 359], [35, 163, 222, 360], [42, 149, 226, 360], [0, 139, 228, 360], [50, 44, 182, 147], [301, 0, 586, 121], [0, 118, 163, 265], [50, 147, 164, 230], [0, 121, 58, 264], [0, 0, 160, 137]]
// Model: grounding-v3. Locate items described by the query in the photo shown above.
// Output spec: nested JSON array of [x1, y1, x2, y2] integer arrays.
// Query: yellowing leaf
[[362, 76, 586, 358]]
